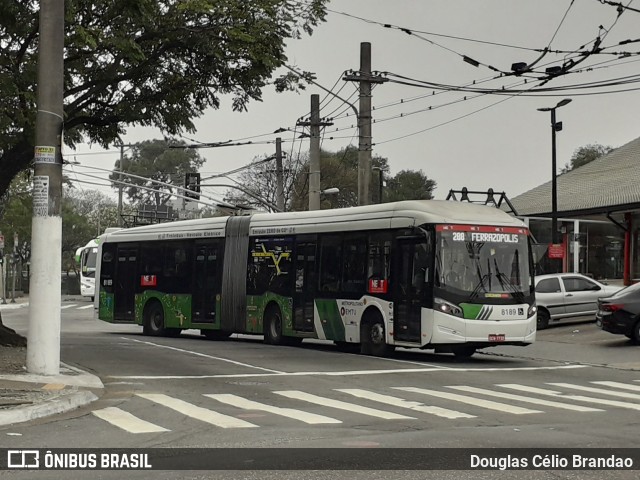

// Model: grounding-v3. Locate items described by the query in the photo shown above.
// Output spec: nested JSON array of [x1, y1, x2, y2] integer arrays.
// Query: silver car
[[535, 273, 622, 330]]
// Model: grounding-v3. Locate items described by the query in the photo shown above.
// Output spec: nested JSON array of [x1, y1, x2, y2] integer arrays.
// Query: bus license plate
[[488, 334, 505, 342]]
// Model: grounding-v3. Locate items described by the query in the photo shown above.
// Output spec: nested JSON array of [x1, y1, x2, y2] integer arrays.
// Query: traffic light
[[184, 172, 201, 200]]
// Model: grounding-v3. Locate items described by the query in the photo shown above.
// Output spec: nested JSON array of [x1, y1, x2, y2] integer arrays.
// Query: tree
[[384, 170, 437, 202], [109, 139, 205, 207], [561, 143, 614, 173], [223, 150, 308, 212], [0, 0, 329, 198], [290, 145, 389, 210]]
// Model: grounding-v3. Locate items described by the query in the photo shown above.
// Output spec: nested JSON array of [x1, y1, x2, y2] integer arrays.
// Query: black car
[[596, 282, 640, 342]]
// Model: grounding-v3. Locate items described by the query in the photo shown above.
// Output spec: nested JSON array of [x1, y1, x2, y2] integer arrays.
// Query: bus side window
[[319, 235, 342, 292], [342, 236, 367, 293], [367, 234, 391, 294]]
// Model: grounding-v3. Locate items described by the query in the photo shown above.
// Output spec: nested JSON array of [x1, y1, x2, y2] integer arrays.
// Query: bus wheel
[[264, 306, 284, 345], [452, 346, 476, 358], [361, 314, 394, 357], [143, 301, 166, 336]]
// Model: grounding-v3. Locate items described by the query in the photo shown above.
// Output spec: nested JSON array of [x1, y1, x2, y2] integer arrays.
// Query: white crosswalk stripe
[[547, 383, 640, 401], [77, 304, 95, 310], [92, 407, 169, 433], [394, 387, 542, 414], [204, 393, 342, 424], [336, 388, 475, 419], [591, 381, 640, 392], [60, 305, 77, 309], [136, 393, 258, 428], [499, 384, 640, 411], [274, 390, 415, 420], [447, 385, 603, 412]]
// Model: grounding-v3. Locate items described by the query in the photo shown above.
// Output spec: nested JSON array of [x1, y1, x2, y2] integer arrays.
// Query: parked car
[[596, 282, 640, 342], [535, 273, 622, 330]]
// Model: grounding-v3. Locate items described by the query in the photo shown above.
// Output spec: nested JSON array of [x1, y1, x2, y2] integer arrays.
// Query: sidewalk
[[0, 295, 103, 427]]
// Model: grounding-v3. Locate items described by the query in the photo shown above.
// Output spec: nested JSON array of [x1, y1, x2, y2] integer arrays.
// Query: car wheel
[[537, 310, 550, 330], [632, 320, 640, 343]]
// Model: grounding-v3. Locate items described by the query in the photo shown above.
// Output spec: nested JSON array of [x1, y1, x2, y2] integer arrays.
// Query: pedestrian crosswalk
[[92, 379, 640, 434]]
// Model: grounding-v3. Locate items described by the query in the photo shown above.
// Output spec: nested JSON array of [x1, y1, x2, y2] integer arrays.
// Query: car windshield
[[434, 225, 533, 303]]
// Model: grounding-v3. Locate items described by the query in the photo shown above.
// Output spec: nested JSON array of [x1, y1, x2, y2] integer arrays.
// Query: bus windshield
[[434, 225, 533, 303], [81, 247, 98, 278]]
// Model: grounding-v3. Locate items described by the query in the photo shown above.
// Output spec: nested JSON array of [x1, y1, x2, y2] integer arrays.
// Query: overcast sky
[[67, 0, 640, 207]]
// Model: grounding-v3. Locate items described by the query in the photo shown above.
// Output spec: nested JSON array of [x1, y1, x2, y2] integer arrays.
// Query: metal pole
[[309, 94, 321, 211], [27, 0, 65, 375], [551, 108, 558, 245]]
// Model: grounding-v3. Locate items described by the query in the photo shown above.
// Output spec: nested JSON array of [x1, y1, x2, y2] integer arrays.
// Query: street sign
[[548, 243, 564, 259]]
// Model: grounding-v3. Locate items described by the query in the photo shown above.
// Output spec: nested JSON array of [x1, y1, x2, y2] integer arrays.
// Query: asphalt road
[[1, 298, 639, 479]]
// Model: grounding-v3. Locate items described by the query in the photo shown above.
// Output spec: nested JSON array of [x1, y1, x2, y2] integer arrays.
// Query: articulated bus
[[96, 200, 536, 357]]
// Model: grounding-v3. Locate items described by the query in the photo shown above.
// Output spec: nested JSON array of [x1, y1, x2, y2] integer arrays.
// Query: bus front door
[[114, 246, 138, 322], [393, 238, 427, 343], [293, 241, 316, 332], [192, 242, 220, 324]]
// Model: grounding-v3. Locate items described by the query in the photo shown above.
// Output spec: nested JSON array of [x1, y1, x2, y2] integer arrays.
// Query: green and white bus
[[96, 200, 536, 357]]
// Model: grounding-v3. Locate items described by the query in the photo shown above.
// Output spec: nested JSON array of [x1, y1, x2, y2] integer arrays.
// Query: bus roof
[[101, 200, 525, 243]]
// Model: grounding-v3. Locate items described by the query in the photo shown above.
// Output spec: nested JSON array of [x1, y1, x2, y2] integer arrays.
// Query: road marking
[[60, 305, 77, 309], [447, 386, 603, 412], [592, 381, 640, 392], [548, 383, 640, 400], [136, 393, 258, 428], [499, 384, 640, 411], [204, 394, 342, 424], [394, 387, 542, 414], [77, 304, 94, 310], [92, 407, 169, 433], [110, 364, 587, 380], [336, 388, 474, 419], [125, 338, 284, 374], [274, 391, 415, 420]]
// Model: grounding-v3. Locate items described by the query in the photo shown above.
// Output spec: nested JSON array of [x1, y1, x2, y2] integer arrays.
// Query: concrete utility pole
[[344, 42, 387, 206], [117, 143, 124, 227], [275, 137, 284, 212], [297, 95, 332, 211], [27, 0, 65, 375]]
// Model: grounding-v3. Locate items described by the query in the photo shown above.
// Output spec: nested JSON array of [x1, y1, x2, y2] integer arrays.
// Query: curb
[[0, 363, 103, 427], [0, 390, 99, 427]]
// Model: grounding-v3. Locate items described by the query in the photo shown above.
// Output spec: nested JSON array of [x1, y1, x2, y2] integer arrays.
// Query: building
[[510, 136, 640, 285]]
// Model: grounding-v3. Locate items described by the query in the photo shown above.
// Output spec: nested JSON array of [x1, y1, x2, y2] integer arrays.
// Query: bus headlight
[[434, 297, 463, 318], [527, 303, 537, 317]]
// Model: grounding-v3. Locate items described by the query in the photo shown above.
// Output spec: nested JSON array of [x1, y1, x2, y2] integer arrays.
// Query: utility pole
[[27, 0, 64, 375], [297, 94, 332, 210], [344, 42, 387, 206], [117, 143, 125, 227], [275, 137, 284, 211]]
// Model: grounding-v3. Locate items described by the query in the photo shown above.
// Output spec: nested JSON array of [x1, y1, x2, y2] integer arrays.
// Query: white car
[[535, 273, 622, 330]]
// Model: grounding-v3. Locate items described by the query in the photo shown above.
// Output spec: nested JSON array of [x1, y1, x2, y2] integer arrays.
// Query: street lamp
[[537, 98, 572, 246]]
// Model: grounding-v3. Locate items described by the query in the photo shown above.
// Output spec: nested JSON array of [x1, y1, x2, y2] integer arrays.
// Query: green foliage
[[561, 143, 614, 173], [384, 170, 436, 202], [109, 138, 205, 206], [0, 0, 329, 197], [0, 173, 119, 271]]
